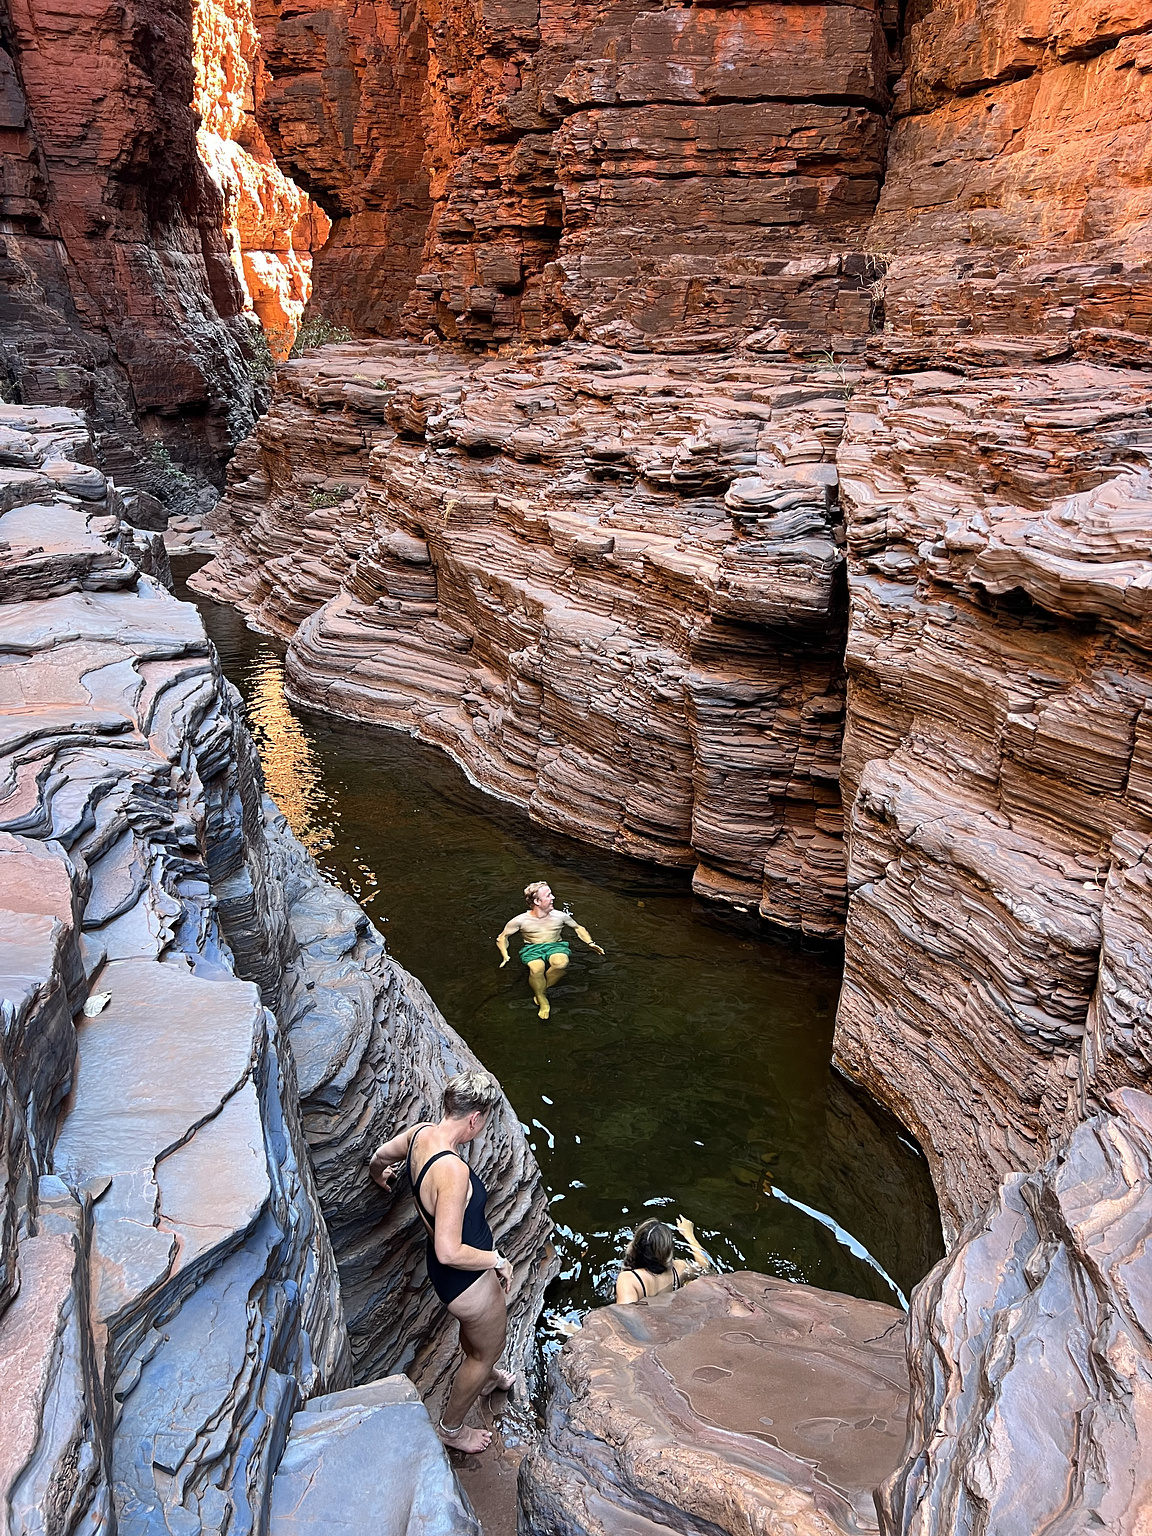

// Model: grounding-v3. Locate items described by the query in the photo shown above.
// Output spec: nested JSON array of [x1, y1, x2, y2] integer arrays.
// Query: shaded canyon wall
[[0, 404, 553, 1533]]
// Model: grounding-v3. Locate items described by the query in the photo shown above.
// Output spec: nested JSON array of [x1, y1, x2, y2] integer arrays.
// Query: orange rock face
[[193, 0, 331, 355]]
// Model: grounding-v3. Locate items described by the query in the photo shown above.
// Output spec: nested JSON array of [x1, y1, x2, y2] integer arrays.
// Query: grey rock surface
[[520, 1271, 910, 1536], [882, 1087, 1152, 1536], [0, 406, 551, 1534], [271, 1380, 480, 1536]]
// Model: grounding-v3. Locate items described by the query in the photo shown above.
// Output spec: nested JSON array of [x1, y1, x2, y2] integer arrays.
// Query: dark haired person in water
[[496, 879, 605, 1019], [368, 1070, 514, 1453], [615, 1215, 714, 1304]]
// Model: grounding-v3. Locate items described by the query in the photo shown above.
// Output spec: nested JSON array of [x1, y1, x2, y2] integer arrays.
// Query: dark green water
[[177, 562, 943, 1340]]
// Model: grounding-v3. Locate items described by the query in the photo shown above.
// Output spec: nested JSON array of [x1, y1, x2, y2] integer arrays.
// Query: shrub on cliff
[[290, 317, 353, 356]]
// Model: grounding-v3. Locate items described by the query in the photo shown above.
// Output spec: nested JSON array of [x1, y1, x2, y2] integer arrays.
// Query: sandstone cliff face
[[195, 340, 852, 933], [833, 361, 1152, 1237], [244, 0, 898, 350], [0, 405, 551, 1532], [827, 4, 1152, 1239], [0, 0, 262, 484]]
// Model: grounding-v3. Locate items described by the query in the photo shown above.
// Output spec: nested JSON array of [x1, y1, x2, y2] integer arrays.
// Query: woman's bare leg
[[438, 1271, 508, 1452]]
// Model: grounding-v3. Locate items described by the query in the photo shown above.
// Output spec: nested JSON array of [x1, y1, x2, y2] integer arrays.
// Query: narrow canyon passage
[[178, 558, 943, 1333]]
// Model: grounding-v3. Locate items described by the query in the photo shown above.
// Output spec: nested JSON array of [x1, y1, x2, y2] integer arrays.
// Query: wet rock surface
[[519, 1271, 910, 1536], [194, 340, 852, 935], [0, 406, 549, 1533]]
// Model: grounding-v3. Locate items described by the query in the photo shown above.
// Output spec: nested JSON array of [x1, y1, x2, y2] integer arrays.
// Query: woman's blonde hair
[[443, 1071, 501, 1119]]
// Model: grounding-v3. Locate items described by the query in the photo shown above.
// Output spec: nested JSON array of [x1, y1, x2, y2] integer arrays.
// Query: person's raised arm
[[432, 1160, 513, 1289], [496, 914, 521, 968], [675, 1215, 714, 1273], [562, 911, 604, 956], [368, 1124, 416, 1191]]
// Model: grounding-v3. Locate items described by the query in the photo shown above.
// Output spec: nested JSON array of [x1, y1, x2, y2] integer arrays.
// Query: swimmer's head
[[525, 880, 554, 910], [624, 1218, 675, 1275], [442, 1071, 502, 1129]]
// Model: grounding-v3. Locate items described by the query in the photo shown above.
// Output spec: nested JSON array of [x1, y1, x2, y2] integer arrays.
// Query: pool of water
[[177, 561, 943, 1339]]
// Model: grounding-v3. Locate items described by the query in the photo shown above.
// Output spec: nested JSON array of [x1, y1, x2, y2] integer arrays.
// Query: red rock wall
[[0, 0, 261, 481], [195, 340, 852, 935], [245, 0, 898, 351], [829, 1, 1152, 1238], [194, 0, 332, 354], [252, 0, 434, 334]]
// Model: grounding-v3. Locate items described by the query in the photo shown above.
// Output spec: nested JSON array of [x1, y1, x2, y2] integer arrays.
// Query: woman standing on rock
[[369, 1071, 515, 1453]]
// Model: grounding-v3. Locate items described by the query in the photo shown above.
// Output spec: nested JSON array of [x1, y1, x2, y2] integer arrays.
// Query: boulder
[[520, 1272, 909, 1536]]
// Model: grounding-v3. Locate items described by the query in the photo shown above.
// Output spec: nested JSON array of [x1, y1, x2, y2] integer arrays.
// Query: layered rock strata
[[0, 0, 261, 483], [833, 361, 1152, 1238], [247, 0, 897, 351], [0, 405, 550, 1532], [883, 1087, 1152, 1536], [519, 1271, 910, 1536], [194, 340, 853, 933]]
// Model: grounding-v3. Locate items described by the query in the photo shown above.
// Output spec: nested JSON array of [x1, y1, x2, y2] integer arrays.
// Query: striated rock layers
[[248, 0, 897, 351], [519, 1271, 911, 1536], [827, 2, 1152, 1241], [0, 0, 263, 483], [833, 361, 1152, 1239], [195, 341, 852, 934], [0, 404, 552, 1533]]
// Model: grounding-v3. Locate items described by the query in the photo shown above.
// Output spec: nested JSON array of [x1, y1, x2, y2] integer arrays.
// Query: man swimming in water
[[497, 880, 605, 1020]]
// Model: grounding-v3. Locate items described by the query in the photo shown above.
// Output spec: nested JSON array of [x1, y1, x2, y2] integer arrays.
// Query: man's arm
[[496, 914, 522, 968], [562, 912, 605, 955]]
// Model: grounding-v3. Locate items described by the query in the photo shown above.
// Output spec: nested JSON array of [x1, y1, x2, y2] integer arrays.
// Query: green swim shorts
[[520, 941, 571, 965]]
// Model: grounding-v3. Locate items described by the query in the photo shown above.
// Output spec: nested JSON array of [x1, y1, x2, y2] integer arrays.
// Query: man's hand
[[675, 1215, 695, 1239], [499, 956, 509, 968], [589, 943, 605, 956]]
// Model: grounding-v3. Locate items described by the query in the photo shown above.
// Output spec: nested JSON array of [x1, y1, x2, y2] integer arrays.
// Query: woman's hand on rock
[[369, 1157, 398, 1190]]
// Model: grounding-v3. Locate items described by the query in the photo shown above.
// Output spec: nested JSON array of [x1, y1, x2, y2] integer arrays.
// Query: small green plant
[[290, 316, 353, 356], [307, 484, 351, 509], [245, 325, 277, 384], [149, 445, 195, 494], [815, 349, 856, 399]]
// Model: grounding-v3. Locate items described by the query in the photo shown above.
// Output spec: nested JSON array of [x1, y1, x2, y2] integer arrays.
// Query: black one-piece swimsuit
[[407, 1125, 495, 1305]]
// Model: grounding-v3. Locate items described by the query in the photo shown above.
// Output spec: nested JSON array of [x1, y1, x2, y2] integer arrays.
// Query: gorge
[[3, 0, 1152, 1532]]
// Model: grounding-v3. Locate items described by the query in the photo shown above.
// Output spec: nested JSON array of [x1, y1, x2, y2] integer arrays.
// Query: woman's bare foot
[[483, 1367, 515, 1395], [438, 1421, 491, 1453], [537, 997, 550, 1019]]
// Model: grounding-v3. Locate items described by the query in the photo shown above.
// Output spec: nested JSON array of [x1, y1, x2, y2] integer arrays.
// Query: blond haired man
[[496, 880, 604, 1019]]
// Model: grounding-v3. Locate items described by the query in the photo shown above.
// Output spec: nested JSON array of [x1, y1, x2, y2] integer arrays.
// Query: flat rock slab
[[520, 1271, 908, 1536], [271, 1380, 479, 1536]]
